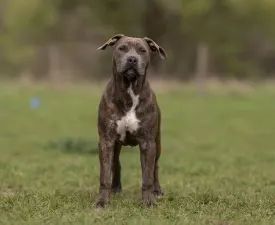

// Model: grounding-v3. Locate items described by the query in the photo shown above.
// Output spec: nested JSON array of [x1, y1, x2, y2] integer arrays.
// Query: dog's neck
[[112, 64, 149, 111]]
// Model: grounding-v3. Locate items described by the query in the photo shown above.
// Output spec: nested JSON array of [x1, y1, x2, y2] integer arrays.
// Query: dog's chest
[[116, 85, 140, 142]]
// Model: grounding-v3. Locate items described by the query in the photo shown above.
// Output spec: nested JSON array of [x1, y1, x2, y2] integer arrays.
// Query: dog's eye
[[119, 45, 126, 51], [140, 48, 147, 53]]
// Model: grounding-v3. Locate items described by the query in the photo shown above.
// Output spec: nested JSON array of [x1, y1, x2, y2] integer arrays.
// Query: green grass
[[1, 83, 275, 224]]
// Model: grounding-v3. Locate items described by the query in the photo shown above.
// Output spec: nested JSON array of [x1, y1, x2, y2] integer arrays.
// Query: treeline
[[0, 0, 275, 80]]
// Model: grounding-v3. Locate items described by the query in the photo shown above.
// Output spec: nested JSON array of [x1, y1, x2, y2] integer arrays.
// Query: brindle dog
[[95, 34, 167, 208]]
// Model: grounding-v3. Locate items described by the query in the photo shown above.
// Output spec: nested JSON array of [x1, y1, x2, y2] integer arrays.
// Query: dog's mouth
[[123, 68, 139, 81]]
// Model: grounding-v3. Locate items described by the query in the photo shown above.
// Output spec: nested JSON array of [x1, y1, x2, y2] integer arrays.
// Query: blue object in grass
[[30, 97, 40, 109]]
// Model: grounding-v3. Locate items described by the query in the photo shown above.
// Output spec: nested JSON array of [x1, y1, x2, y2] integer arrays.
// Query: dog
[[95, 34, 167, 208]]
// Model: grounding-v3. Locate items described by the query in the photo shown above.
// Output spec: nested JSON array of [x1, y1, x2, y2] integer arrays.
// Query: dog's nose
[[127, 56, 138, 65]]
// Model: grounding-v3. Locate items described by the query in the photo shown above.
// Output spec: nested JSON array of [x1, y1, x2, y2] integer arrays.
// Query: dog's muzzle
[[124, 69, 138, 81], [122, 56, 139, 81]]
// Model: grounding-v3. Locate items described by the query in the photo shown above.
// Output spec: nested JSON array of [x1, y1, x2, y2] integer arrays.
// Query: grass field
[[0, 82, 275, 225]]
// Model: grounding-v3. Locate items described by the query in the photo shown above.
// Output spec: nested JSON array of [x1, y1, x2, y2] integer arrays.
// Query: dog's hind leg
[[111, 142, 122, 194]]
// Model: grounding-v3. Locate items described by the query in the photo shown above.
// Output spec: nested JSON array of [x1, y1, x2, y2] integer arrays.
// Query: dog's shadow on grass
[[44, 137, 98, 155]]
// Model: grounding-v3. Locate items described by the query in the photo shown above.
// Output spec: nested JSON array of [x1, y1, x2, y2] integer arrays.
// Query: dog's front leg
[[95, 138, 115, 208], [139, 140, 157, 207]]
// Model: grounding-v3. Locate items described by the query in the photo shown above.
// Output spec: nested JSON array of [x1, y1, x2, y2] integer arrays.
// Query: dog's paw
[[95, 198, 108, 208], [142, 192, 157, 207], [142, 197, 157, 207], [153, 188, 164, 198]]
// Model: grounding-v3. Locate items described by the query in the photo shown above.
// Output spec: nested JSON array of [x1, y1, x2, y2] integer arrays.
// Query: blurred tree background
[[0, 0, 275, 81]]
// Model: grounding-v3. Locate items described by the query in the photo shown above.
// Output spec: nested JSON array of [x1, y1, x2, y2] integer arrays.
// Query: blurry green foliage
[[0, 0, 275, 78], [0, 0, 57, 74], [4, 0, 57, 38]]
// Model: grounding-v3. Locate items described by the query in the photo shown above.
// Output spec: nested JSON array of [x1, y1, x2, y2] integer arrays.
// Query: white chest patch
[[116, 85, 140, 141]]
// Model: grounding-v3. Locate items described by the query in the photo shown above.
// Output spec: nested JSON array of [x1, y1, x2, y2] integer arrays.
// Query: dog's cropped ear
[[143, 37, 167, 59], [97, 34, 125, 50]]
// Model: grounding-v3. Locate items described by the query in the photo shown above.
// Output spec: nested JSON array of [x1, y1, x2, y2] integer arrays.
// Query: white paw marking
[[116, 85, 140, 141]]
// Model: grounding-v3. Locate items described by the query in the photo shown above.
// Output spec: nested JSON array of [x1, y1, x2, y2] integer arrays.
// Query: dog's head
[[97, 34, 167, 81]]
